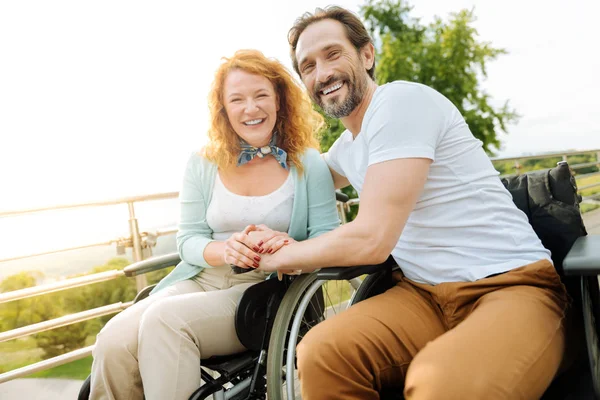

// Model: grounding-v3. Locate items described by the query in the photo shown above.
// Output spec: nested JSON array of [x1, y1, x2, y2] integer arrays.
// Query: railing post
[[514, 161, 522, 175], [596, 151, 600, 166], [127, 202, 148, 291], [562, 154, 568, 162]]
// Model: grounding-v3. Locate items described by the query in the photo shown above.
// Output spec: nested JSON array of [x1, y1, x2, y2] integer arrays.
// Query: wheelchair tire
[[266, 273, 324, 400], [581, 275, 600, 398], [78, 375, 91, 400], [266, 269, 394, 399]]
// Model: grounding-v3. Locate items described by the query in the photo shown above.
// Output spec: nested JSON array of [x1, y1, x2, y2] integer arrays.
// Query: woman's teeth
[[244, 119, 264, 126]]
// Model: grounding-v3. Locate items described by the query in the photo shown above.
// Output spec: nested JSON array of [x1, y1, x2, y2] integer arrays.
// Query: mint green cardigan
[[152, 148, 340, 293]]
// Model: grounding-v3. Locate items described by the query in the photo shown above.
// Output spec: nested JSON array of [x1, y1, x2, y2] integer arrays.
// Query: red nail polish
[[268, 249, 272, 254], [253, 262, 259, 268], [254, 256, 261, 261], [284, 240, 289, 244], [253, 246, 259, 252], [257, 241, 263, 247]]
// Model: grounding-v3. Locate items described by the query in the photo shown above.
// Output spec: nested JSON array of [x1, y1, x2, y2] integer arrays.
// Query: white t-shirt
[[206, 172, 295, 242], [324, 81, 551, 285]]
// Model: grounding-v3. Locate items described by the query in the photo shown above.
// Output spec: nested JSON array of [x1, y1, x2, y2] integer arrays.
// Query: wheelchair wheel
[[581, 275, 600, 398], [265, 273, 365, 400], [77, 375, 91, 400]]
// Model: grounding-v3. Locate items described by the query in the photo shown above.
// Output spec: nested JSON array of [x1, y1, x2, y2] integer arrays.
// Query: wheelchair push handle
[[336, 191, 350, 203]]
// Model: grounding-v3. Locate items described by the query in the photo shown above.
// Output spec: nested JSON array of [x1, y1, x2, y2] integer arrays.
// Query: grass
[[28, 356, 92, 380], [323, 277, 364, 308], [0, 336, 93, 380], [581, 203, 600, 214], [577, 174, 600, 198], [575, 173, 600, 214]]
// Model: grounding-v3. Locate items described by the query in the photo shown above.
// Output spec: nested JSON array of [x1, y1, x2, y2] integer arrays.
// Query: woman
[[89, 49, 340, 400]]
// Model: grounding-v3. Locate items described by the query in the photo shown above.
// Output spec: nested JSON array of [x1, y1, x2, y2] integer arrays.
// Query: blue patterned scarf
[[237, 133, 288, 170]]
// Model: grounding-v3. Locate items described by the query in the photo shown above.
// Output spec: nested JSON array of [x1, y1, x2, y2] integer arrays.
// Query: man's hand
[[256, 245, 304, 280], [246, 225, 295, 254]]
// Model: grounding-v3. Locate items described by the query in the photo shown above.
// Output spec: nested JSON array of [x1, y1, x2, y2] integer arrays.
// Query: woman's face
[[223, 69, 279, 148]]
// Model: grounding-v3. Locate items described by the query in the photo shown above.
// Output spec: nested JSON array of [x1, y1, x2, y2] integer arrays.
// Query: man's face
[[295, 19, 370, 118]]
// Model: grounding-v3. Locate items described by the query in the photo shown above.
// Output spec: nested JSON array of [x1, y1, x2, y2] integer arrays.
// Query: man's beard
[[314, 71, 367, 119]]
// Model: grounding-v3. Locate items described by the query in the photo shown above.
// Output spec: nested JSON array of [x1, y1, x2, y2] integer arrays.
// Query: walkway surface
[[584, 207, 600, 234], [1, 208, 599, 400], [0, 378, 83, 399]]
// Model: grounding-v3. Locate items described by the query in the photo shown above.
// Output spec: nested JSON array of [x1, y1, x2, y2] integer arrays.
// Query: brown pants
[[296, 260, 570, 400]]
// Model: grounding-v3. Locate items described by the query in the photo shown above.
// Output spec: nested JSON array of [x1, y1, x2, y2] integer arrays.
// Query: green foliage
[[0, 257, 177, 366], [28, 355, 93, 379], [146, 265, 175, 286], [320, 1, 518, 154], [317, 0, 518, 221], [0, 271, 42, 331], [361, 0, 518, 154]]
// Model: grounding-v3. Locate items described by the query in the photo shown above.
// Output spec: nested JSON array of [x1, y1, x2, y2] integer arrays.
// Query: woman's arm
[[176, 155, 261, 269], [305, 149, 342, 239]]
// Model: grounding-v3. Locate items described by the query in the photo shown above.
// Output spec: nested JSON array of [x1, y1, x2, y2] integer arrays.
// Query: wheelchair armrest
[[315, 256, 397, 280], [563, 235, 600, 276], [123, 252, 181, 277], [335, 191, 350, 203]]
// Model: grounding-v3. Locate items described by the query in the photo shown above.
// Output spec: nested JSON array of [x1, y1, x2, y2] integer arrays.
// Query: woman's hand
[[223, 226, 262, 270], [247, 225, 295, 254]]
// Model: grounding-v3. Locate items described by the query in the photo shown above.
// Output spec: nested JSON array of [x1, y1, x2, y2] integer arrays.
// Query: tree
[[0, 271, 43, 330], [32, 258, 137, 359], [317, 0, 518, 221], [364, 0, 518, 153], [319, 0, 518, 156]]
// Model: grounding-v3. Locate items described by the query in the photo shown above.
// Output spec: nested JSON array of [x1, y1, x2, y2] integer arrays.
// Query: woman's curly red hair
[[203, 49, 324, 174]]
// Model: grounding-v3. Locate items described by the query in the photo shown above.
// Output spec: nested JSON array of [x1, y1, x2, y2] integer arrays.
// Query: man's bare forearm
[[271, 218, 392, 272]]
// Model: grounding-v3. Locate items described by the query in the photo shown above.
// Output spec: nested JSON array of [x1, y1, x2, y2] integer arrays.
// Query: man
[[257, 6, 568, 400]]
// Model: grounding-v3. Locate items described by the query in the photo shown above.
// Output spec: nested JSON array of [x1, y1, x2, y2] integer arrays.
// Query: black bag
[[501, 162, 587, 274]]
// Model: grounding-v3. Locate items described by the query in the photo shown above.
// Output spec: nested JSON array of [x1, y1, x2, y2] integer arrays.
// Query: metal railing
[[1, 148, 599, 385], [491, 149, 600, 203]]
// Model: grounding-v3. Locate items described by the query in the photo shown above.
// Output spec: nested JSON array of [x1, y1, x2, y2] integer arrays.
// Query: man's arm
[[259, 157, 431, 272], [329, 165, 351, 189], [321, 152, 350, 189]]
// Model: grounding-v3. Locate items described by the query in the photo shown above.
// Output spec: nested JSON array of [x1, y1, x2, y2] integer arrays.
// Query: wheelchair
[[264, 161, 600, 400], [79, 161, 600, 399]]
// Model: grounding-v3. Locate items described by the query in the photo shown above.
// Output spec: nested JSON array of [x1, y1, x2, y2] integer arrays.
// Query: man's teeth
[[244, 119, 263, 126], [322, 82, 343, 95]]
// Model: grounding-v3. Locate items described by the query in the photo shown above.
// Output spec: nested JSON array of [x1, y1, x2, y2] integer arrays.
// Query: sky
[[0, 0, 599, 259]]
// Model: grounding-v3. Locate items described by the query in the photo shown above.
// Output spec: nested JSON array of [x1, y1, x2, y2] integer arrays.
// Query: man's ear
[[360, 43, 375, 72]]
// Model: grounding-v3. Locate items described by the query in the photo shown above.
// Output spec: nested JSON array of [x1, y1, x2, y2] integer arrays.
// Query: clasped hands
[[223, 224, 300, 280]]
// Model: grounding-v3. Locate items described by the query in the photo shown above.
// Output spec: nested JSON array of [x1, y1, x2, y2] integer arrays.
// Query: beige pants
[[89, 266, 266, 400], [297, 260, 570, 400]]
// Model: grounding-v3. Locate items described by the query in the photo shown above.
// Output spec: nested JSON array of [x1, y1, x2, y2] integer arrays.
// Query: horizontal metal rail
[[0, 239, 117, 263], [571, 161, 600, 170], [0, 191, 178, 218], [580, 183, 600, 192], [0, 270, 125, 304], [0, 301, 133, 343], [490, 149, 600, 163], [0, 345, 94, 384], [0, 227, 176, 265], [576, 171, 600, 181]]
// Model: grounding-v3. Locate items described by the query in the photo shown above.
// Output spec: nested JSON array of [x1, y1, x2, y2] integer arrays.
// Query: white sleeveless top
[[206, 173, 295, 241]]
